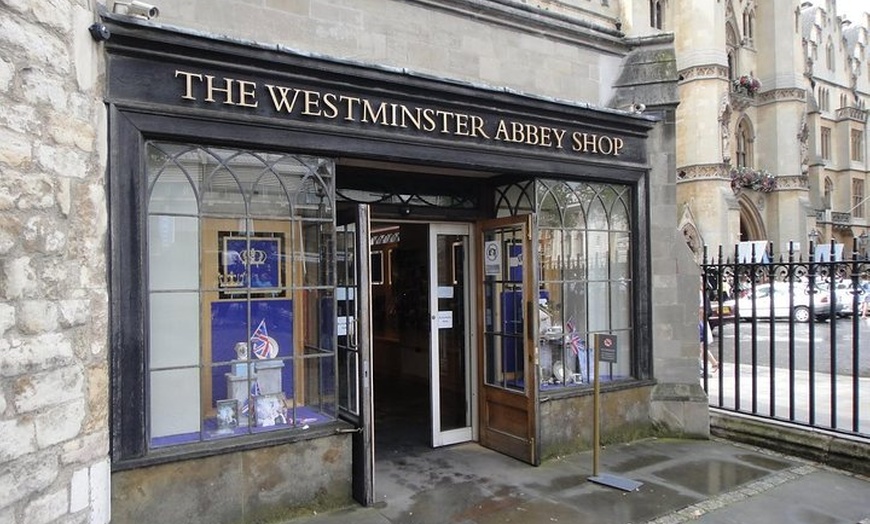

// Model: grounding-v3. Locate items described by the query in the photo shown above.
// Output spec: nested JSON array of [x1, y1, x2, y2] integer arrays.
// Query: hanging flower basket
[[729, 166, 776, 193], [732, 75, 762, 96]]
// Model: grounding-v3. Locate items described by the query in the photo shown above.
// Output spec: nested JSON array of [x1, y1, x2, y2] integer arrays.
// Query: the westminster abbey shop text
[[173, 69, 627, 157]]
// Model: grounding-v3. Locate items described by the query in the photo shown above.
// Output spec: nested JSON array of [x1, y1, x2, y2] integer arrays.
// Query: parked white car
[[732, 282, 835, 322], [821, 281, 865, 317]]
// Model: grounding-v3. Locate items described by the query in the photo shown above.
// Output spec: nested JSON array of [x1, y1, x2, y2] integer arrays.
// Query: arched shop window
[[494, 180, 634, 389], [145, 142, 336, 448]]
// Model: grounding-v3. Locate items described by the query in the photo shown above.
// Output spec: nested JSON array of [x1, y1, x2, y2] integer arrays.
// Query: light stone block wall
[[0, 1, 110, 523], [673, 2, 724, 70], [756, 100, 803, 175], [647, 111, 710, 438], [150, 0, 623, 107], [675, 82, 725, 167], [678, 182, 741, 249]]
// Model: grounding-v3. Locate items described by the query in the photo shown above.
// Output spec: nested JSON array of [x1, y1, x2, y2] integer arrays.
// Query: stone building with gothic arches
[[738, 193, 768, 241], [676, 0, 869, 260]]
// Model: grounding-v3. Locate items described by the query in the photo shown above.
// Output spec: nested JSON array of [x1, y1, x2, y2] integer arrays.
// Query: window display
[[495, 179, 634, 390], [146, 142, 337, 448]]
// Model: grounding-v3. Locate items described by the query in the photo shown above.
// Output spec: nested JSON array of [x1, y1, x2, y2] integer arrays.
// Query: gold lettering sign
[[174, 69, 626, 157]]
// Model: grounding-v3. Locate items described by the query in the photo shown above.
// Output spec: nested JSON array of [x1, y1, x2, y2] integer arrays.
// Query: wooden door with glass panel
[[478, 215, 538, 465]]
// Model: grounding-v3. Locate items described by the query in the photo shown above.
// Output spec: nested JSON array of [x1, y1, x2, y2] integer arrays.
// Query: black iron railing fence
[[700, 241, 870, 440]]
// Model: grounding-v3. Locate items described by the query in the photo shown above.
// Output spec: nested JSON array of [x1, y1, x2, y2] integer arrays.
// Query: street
[[708, 317, 870, 377]]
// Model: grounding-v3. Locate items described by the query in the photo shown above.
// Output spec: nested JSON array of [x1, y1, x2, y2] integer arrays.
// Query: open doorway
[[370, 222, 475, 456]]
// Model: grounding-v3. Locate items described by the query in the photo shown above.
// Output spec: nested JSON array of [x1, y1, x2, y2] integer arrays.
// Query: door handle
[[349, 317, 358, 349], [527, 300, 535, 341]]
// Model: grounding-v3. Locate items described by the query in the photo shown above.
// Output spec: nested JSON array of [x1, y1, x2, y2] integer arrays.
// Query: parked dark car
[[706, 299, 735, 328]]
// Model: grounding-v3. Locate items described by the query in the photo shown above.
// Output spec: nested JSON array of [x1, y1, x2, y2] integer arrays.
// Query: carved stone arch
[[678, 203, 704, 261], [737, 115, 755, 137], [682, 222, 703, 260], [726, 21, 739, 47], [738, 194, 767, 242], [725, 0, 742, 43]]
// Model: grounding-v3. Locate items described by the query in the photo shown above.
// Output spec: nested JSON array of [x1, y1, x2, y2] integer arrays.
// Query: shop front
[[104, 16, 662, 524]]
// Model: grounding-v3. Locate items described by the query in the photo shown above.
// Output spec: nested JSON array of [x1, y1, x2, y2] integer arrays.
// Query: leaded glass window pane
[[145, 142, 337, 448], [497, 179, 635, 390]]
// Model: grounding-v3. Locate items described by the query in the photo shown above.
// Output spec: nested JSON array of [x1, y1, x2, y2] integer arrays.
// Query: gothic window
[[821, 126, 832, 160], [726, 22, 739, 79], [854, 179, 866, 219], [742, 8, 755, 44], [818, 87, 830, 112], [826, 40, 834, 71], [852, 129, 865, 162], [650, 0, 664, 30], [736, 120, 753, 168], [496, 179, 639, 388]]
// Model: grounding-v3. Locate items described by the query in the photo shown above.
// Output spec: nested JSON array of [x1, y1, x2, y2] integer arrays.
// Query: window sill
[[539, 378, 656, 402], [111, 419, 355, 472]]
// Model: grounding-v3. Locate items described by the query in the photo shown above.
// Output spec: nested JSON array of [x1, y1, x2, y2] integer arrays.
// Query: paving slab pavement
[[285, 437, 870, 524]]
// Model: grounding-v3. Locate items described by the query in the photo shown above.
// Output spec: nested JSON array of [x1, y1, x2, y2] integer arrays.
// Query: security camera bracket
[[88, 23, 111, 42]]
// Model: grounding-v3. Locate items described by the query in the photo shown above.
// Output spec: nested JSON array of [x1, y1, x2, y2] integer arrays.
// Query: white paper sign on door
[[337, 316, 354, 337], [437, 311, 453, 329], [438, 286, 454, 299]]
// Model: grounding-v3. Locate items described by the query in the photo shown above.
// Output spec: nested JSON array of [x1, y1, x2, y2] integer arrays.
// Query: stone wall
[[0, 2, 110, 523], [111, 435, 354, 524], [148, 0, 626, 108], [648, 111, 711, 438], [540, 386, 655, 459]]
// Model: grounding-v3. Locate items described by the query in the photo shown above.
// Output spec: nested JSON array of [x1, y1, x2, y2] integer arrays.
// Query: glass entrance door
[[429, 224, 475, 446]]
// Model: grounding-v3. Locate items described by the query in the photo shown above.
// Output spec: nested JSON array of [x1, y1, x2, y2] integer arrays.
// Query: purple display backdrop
[[210, 299, 294, 403]]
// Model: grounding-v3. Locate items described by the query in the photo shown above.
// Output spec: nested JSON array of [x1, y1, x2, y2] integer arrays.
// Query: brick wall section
[[0, 2, 110, 523]]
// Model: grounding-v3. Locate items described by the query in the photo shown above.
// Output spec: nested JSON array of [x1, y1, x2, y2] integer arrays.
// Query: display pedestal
[[254, 360, 284, 394], [226, 360, 285, 425], [539, 330, 562, 381]]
